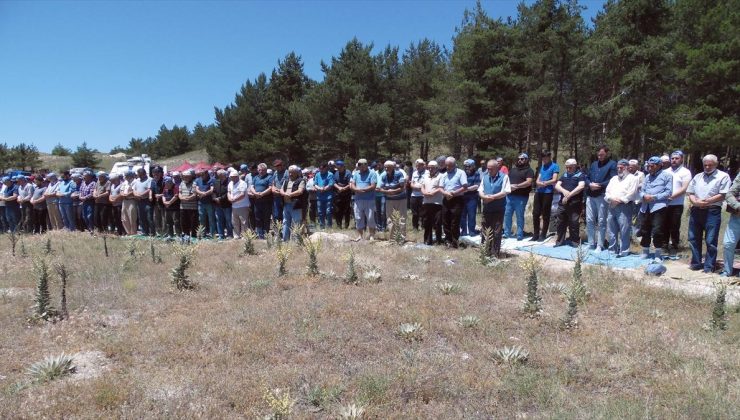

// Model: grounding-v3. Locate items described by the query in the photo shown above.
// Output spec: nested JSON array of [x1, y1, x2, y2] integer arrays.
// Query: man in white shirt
[[228, 169, 250, 239], [605, 159, 639, 257], [420, 160, 444, 245], [664, 150, 692, 255]]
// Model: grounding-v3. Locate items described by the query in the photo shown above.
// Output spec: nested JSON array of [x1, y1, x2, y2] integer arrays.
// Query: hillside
[[39, 149, 210, 173]]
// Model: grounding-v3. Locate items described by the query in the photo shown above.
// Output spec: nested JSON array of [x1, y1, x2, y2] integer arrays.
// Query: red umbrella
[[211, 162, 226, 169], [172, 160, 193, 172], [193, 161, 212, 172]]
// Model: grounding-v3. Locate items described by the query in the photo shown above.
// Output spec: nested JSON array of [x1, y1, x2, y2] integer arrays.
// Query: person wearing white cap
[[409, 159, 427, 231], [421, 160, 444, 245], [605, 159, 639, 257], [504, 153, 534, 241], [120, 171, 139, 235], [43, 172, 63, 230], [660, 154, 670, 170], [228, 169, 250, 238], [664, 151, 692, 255], [554, 159, 586, 247]]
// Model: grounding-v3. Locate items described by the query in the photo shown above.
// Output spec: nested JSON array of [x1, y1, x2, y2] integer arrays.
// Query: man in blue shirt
[[586, 146, 618, 251], [271, 159, 288, 223], [378, 160, 407, 241], [639, 156, 673, 261], [195, 169, 216, 238], [350, 158, 378, 241], [441, 157, 468, 248], [314, 162, 335, 229], [532, 151, 560, 241], [1, 177, 20, 233], [460, 159, 481, 237], [56, 170, 77, 231]]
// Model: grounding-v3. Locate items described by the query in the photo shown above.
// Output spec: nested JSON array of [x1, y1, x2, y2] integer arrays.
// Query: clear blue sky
[[0, 0, 602, 153]]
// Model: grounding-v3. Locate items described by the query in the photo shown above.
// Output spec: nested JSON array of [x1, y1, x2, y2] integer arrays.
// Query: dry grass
[[0, 230, 738, 418]]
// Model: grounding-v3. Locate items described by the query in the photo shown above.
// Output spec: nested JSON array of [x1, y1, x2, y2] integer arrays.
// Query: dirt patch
[[69, 350, 111, 381], [0, 288, 34, 298]]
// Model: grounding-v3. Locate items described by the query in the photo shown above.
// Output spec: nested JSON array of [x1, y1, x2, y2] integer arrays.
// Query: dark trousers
[[309, 199, 318, 224], [254, 198, 272, 238], [180, 208, 198, 237], [334, 194, 352, 229], [532, 192, 554, 238], [94, 204, 111, 233], [482, 211, 504, 257], [664, 205, 684, 251], [110, 206, 124, 235], [248, 204, 256, 231], [688, 206, 722, 271], [375, 195, 386, 231], [639, 207, 667, 249], [422, 203, 443, 245], [32, 208, 48, 234], [442, 196, 464, 246], [164, 208, 181, 237], [137, 201, 153, 236], [20, 205, 33, 233], [410, 196, 423, 230], [555, 200, 581, 244]]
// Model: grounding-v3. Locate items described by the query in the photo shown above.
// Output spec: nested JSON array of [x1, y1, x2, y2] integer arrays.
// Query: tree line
[[5, 0, 736, 172]]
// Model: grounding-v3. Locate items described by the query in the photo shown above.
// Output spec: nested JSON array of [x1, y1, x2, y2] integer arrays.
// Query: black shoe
[[554, 241, 565, 247], [689, 264, 702, 271]]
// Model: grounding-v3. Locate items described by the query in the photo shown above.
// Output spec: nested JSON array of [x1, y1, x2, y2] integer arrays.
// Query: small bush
[[492, 346, 529, 366], [27, 353, 75, 383], [170, 244, 195, 290], [438, 282, 462, 295], [457, 315, 481, 329], [397, 322, 424, 342], [710, 282, 727, 331], [263, 387, 294, 419]]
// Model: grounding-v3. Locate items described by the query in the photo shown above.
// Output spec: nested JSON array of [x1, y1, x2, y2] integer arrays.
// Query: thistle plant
[[520, 253, 542, 317], [561, 286, 579, 330], [302, 237, 322, 276], [33, 258, 55, 320], [492, 346, 529, 365], [9, 230, 18, 256], [241, 230, 258, 256], [362, 267, 382, 283], [457, 315, 481, 329], [338, 403, 366, 419], [415, 255, 430, 264], [275, 242, 292, 277], [54, 263, 69, 320], [438, 282, 462, 295], [271, 220, 284, 244], [195, 225, 206, 240], [170, 244, 195, 290], [150, 240, 162, 264], [44, 237, 52, 255], [345, 248, 359, 284], [388, 209, 405, 245], [263, 387, 294, 420], [571, 246, 589, 303], [291, 223, 306, 246], [397, 322, 424, 342], [479, 226, 494, 265], [27, 353, 75, 383], [710, 281, 727, 331]]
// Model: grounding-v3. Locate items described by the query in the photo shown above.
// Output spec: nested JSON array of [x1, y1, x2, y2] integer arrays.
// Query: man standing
[[249, 163, 273, 239], [664, 151, 692, 256], [628, 159, 645, 235], [177, 170, 199, 238], [554, 159, 586, 247], [132, 168, 153, 236], [440, 157, 468, 248], [228, 169, 250, 239], [92, 172, 111, 234], [1, 177, 20, 233], [686, 154, 731, 273], [333, 160, 353, 229], [721, 173, 740, 278], [421, 160, 444, 246], [120, 171, 138, 236], [16, 176, 34, 233], [478, 159, 511, 258], [605, 159, 639, 257], [56, 170, 77, 231], [504, 153, 534, 241], [271, 159, 288, 223], [213, 169, 233, 240], [532, 151, 560, 241], [195, 170, 216, 238], [378, 160, 407, 241], [460, 159, 481, 237], [409, 159, 426, 231], [29, 176, 47, 234], [314, 162, 335, 229], [78, 170, 97, 233], [150, 167, 165, 236], [44, 173, 63, 230], [639, 156, 673, 261], [585, 146, 617, 251], [350, 158, 377, 241]]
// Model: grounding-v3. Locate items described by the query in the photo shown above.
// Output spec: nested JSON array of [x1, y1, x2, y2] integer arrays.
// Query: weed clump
[[345, 248, 359, 284], [170, 244, 195, 290], [241, 230, 258, 256], [263, 387, 294, 419], [32, 258, 56, 320], [520, 253, 542, 317], [710, 281, 727, 331], [27, 353, 75, 383], [302, 236, 321, 276], [492, 346, 529, 365]]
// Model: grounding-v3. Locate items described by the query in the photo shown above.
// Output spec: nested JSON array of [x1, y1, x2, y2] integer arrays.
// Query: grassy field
[[0, 230, 737, 418]]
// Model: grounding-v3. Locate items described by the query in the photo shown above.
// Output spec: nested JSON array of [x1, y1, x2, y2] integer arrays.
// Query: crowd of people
[[1, 148, 738, 277]]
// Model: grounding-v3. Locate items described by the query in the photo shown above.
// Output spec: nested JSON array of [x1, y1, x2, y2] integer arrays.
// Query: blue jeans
[[317, 197, 333, 228], [273, 196, 284, 222], [607, 202, 632, 256], [586, 195, 608, 249], [214, 206, 233, 239], [460, 195, 478, 236], [375, 195, 386, 231], [688, 206, 722, 272], [82, 201, 95, 232], [137, 201, 153, 235], [4, 206, 20, 233], [504, 195, 528, 239], [198, 202, 216, 237], [282, 202, 302, 241], [59, 203, 76, 231], [722, 215, 740, 276]]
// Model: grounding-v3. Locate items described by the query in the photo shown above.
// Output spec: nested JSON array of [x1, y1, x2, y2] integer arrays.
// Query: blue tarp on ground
[[515, 244, 653, 269]]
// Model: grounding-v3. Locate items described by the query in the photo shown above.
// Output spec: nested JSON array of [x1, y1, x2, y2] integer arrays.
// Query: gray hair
[[445, 157, 456, 164], [702, 154, 718, 164], [628, 159, 639, 166], [257, 163, 267, 170]]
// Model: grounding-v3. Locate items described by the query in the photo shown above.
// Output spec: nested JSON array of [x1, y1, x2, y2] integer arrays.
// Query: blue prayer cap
[[518, 153, 529, 160], [647, 156, 661, 165], [335, 160, 345, 166], [463, 159, 475, 166], [671, 150, 684, 158], [1, 176, 10, 182], [239, 164, 248, 171], [617, 159, 629, 166]]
